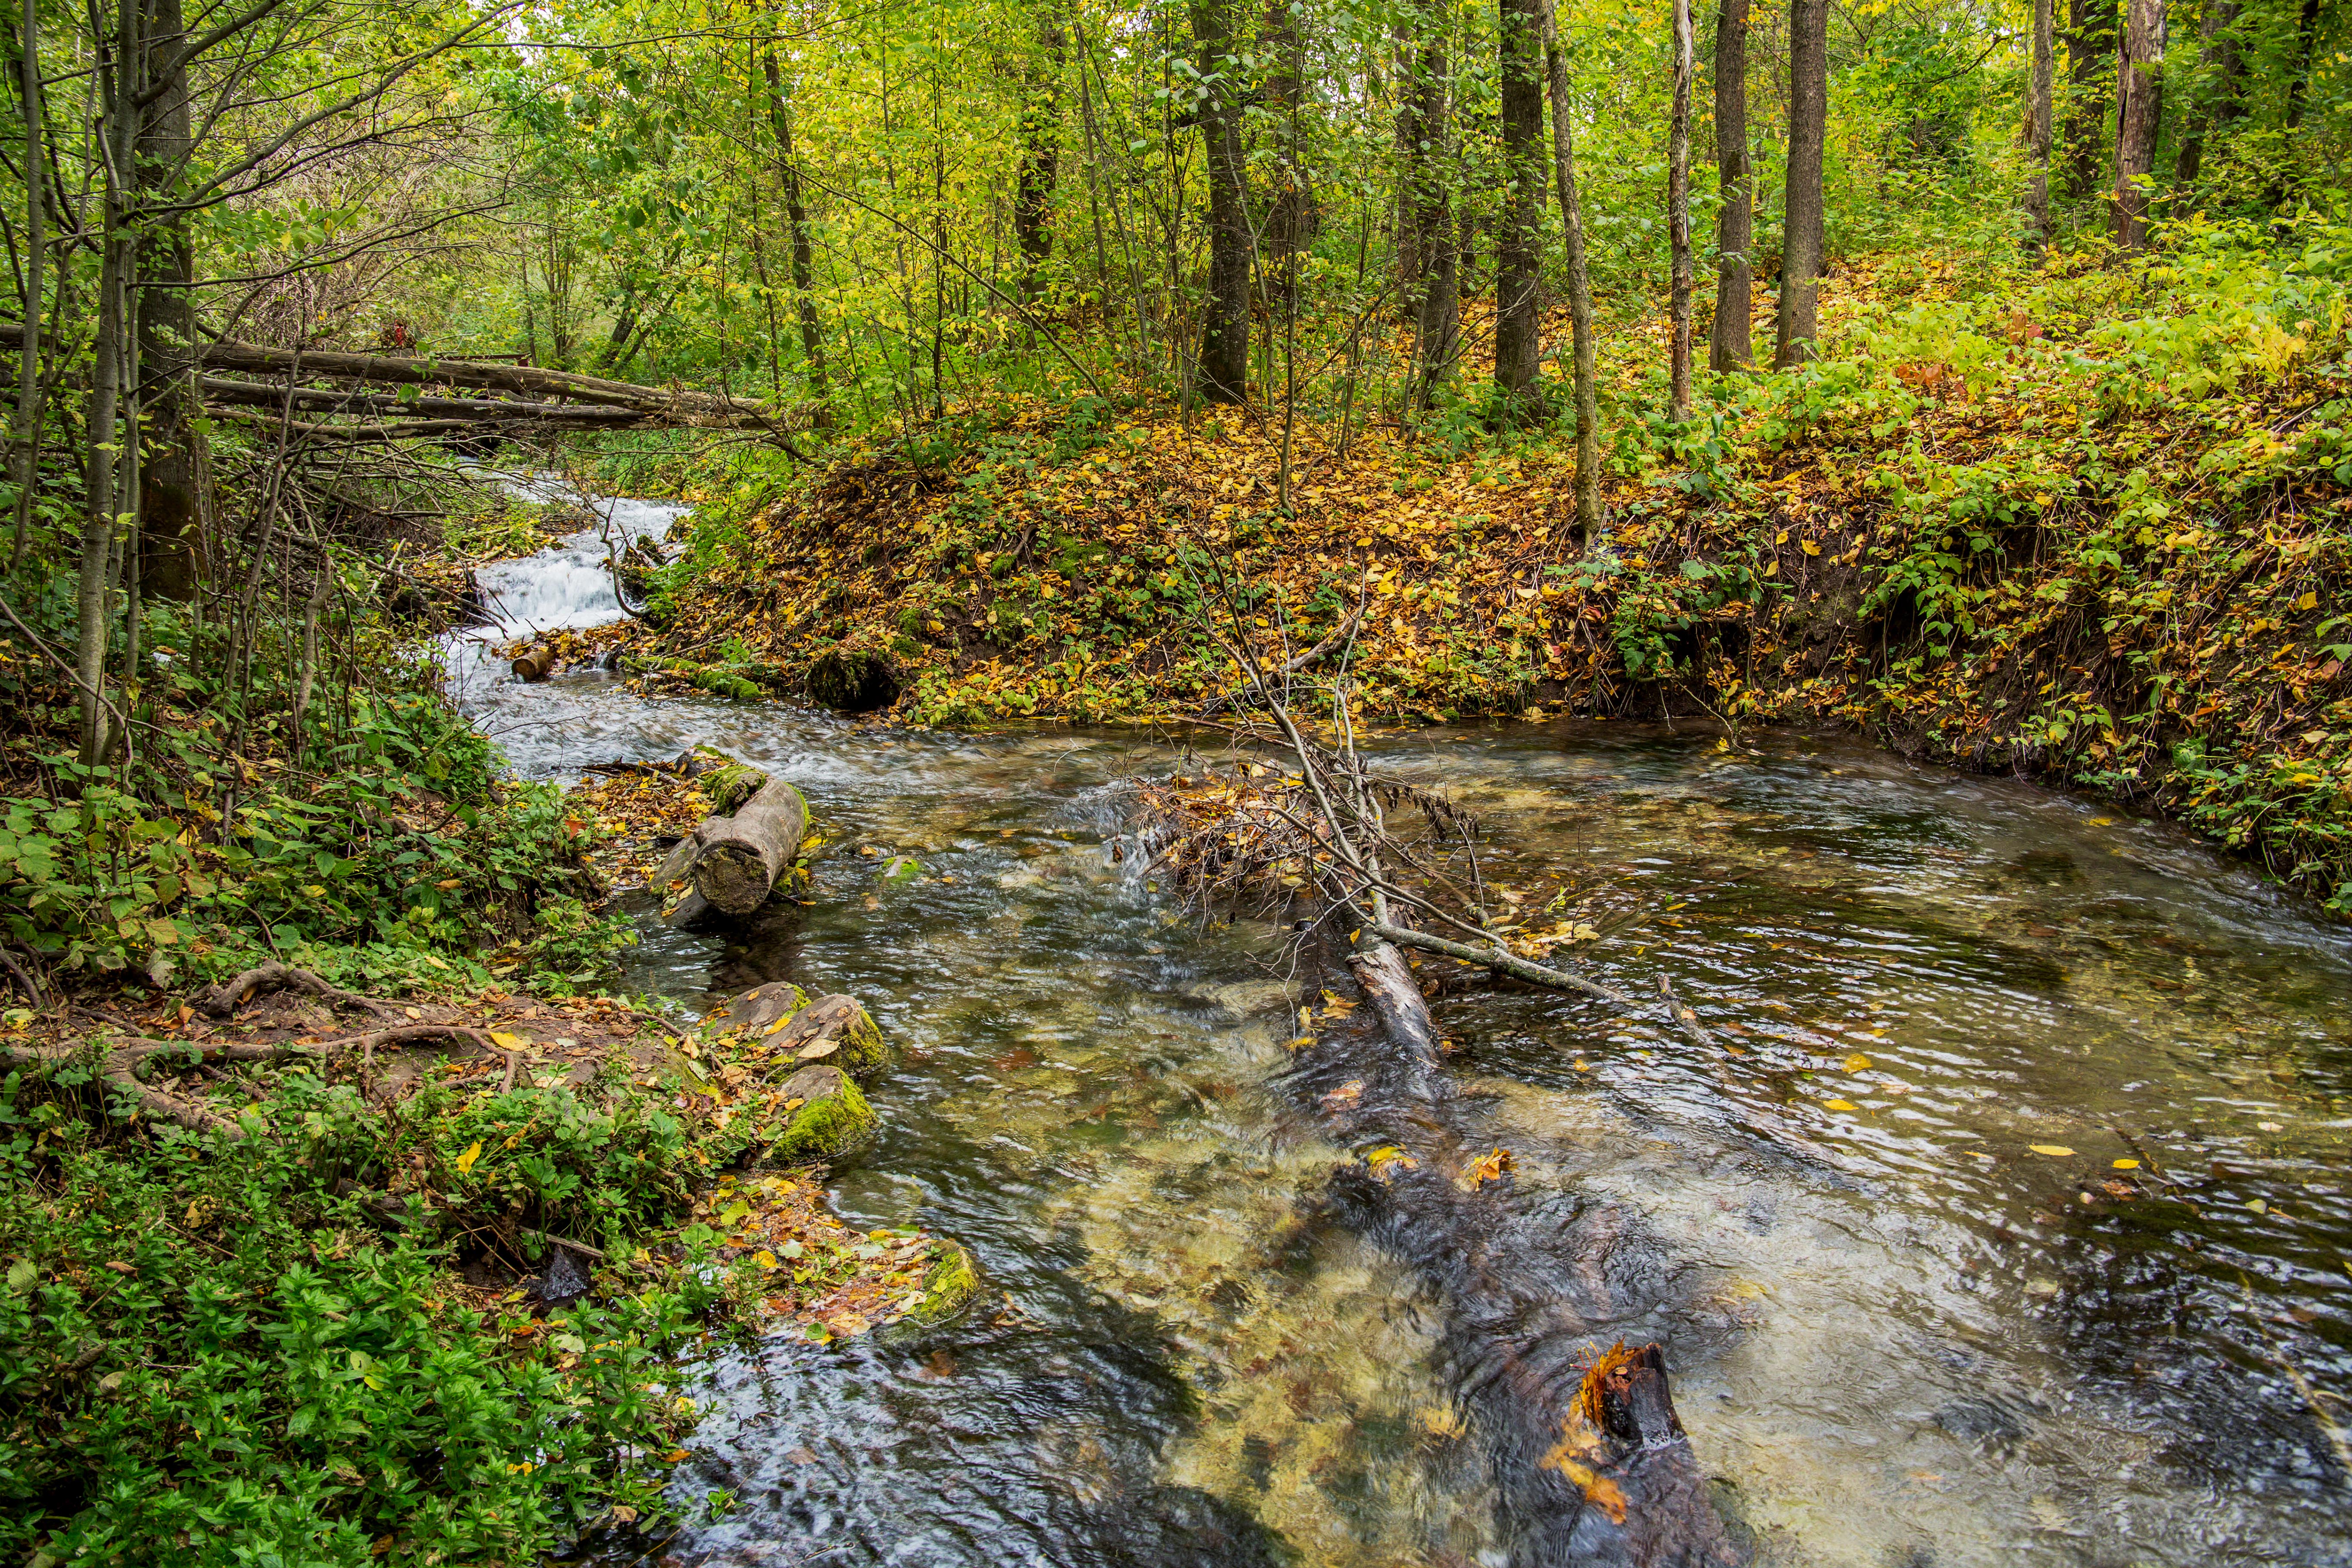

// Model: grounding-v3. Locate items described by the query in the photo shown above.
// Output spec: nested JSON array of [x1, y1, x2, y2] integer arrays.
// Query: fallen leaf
[[2028, 1145, 2075, 1157], [454, 1141, 482, 1176], [1824, 1099, 1857, 1112], [488, 1031, 528, 1049], [1844, 1054, 1872, 1072], [2112, 1157, 2140, 1170], [1461, 1146, 1515, 1187]]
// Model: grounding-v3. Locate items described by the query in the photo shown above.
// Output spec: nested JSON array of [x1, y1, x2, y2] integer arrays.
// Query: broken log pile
[[0, 324, 792, 440], [1130, 656, 1742, 1560]]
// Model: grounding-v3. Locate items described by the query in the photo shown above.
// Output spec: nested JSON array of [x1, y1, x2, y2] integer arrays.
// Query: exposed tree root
[[193, 962, 392, 1020], [1, 1024, 520, 1138]]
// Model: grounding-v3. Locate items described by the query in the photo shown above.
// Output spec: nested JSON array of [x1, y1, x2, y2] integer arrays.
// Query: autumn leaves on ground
[[613, 241, 2352, 917]]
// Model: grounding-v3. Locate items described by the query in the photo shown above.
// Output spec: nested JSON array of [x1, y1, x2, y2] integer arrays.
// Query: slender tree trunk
[[1014, 12, 1065, 304], [1192, 0, 1250, 403], [2284, 0, 2322, 129], [135, 0, 212, 601], [1774, 0, 1827, 368], [79, 223, 128, 766], [2112, 0, 2164, 248], [1667, 0, 1694, 417], [9, 0, 40, 572], [761, 47, 831, 423], [1494, 0, 1548, 420], [1398, 0, 1459, 404], [2172, 0, 2240, 184], [2026, 0, 2056, 246], [1710, 0, 1753, 370], [1540, 0, 1600, 544], [2062, 0, 2118, 201], [1262, 0, 1310, 299]]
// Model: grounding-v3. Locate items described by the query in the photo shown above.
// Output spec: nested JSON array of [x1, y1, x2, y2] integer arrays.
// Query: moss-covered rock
[[765, 1064, 877, 1163], [878, 854, 921, 884], [765, 993, 893, 1086], [884, 1238, 984, 1339]]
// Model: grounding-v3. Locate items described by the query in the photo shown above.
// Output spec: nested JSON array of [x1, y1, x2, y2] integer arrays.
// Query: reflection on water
[[467, 505, 2352, 1567]]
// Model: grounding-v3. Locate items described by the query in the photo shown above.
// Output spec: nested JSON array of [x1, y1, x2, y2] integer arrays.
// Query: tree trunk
[[1667, 0, 1694, 417], [1014, 13, 1065, 304], [2171, 0, 2240, 185], [760, 46, 831, 423], [1494, 0, 1548, 421], [1773, 0, 1827, 368], [1540, 0, 1601, 544], [2026, 0, 2056, 246], [2112, 0, 2164, 249], [1192, 0, 1250, 403], [9, 0, 39, 575], [1397, 1, 1459, 404], [2062, 0, 2119, 201], [1709, 0, 1753, 371], [134, 0, 212, 602]]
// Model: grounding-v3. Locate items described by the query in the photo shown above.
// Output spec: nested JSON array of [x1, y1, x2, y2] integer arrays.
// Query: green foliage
[[0, 1072, 720, 1566]]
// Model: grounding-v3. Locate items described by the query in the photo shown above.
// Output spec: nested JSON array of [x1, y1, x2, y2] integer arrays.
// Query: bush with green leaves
[[0, 1069, 725, 1568]]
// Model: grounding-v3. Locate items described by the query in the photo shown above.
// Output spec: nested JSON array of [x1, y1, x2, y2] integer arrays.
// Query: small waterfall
[[442, 492, 688, 709]]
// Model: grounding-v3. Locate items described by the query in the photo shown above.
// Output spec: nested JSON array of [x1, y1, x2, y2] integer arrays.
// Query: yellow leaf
[[488, 1031, 527, 1050], [1824, 1099, 1857, 1112], [2028, 1144, 2075, 1157], [1844, 1054, 1872, 1072], [2112, 1158, 2140, 1169], [1800, 539, 1821, 556], [1365, 1145, 1418, 1172], [2295, 590, 2319, 611], [454, 1141, 482, 1176], [753, 1250, 780, 1271]]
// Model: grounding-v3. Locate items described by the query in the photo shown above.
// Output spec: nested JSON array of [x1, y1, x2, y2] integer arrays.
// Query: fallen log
[[653, 772, 811, 918], [194, 339, 764, 419], [511, 644, 557, 682], [1301, 934, 1742, 1566], [691, 777, 810, 914], [198, 376, 649, 425]]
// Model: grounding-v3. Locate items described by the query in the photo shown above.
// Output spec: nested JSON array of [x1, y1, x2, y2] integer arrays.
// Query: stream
[[448, 495, 2352, 1567]]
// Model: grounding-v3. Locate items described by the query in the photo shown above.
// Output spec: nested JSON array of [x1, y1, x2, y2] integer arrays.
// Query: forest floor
[[604, 245, 2352, 917]]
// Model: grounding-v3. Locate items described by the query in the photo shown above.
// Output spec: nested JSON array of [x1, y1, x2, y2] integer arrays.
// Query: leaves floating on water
[[1845, 1054, 1873, 1073], [1461, 1147, 1515, 1188], [2113, 1158, 2141, 1169], [1824, 1099, 1858, 1112], [2029, 1145, 2076, 1157]]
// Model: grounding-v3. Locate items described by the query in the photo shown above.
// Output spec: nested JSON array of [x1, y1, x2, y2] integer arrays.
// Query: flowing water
[[453, 498, 2352, 1568]]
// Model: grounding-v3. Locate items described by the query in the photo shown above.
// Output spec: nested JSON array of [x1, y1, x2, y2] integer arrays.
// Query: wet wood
[[511, 644, 556, 682], [1305, 934, 1741, 1565]]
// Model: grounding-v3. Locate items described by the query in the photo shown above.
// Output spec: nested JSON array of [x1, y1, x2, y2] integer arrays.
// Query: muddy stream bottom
[[454, 513, 2351, 1568]]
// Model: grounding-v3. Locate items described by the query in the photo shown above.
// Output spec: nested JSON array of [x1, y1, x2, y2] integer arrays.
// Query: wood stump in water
[[511, 644, 556, 681]]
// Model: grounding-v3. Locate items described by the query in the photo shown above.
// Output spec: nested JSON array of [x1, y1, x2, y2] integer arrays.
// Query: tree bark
[[134, 0, 212, 601], [188, 340, 766, 417], [1397, 0, 1459, 404], [1014, 11, 1065, 304], [9, 0, 39, 573], [1494, 0, 1548, 421], [1709, 0, 1753, 371], [2171, 0, 2240, 185], [2026, 0, 2056, 246], [2112, 0, 2164, 249], [1773, 0, 1827, 368], [2062, 0, 2119, 201], [1540, 0, 1601, 544], [1667, 0, 1694, 417], [1192, 0, 1251, 403], [760, 45, 831, 424]]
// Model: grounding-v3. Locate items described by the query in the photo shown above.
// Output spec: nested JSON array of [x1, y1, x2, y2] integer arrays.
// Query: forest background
[[2, 0, 2352, 1557]]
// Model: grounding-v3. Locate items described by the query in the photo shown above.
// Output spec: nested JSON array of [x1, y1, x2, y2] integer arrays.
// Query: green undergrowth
[[0, 1068, 728, 1567]]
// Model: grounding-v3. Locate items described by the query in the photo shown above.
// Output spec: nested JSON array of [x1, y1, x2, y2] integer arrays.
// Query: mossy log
[[653, 774, 810, 917]]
